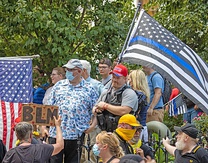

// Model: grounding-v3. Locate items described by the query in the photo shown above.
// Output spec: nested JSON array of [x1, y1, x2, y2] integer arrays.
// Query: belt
[[154, 107, 162, 110]]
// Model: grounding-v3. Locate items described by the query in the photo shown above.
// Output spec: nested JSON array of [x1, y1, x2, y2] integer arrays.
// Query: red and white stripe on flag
[[0, 100, 22, 150]]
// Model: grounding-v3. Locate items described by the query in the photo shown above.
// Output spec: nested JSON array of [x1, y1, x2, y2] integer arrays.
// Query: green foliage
[[193, 113, 208, 138], [149, 112, 182, 162], [151, 133, 175, 163], [144, 0, 208, 63], [0, 0, 135, 81], [1, 0, 207, 84], [163, 111, 183, 132], [151, 133, 165, 163]]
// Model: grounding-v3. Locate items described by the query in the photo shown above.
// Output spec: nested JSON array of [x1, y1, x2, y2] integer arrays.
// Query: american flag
[[0, 59, 33, 150], [168, 93, 187, 116], [121, 9, 208, 114]]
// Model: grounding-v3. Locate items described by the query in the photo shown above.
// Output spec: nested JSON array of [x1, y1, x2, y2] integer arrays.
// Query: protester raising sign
[[22, 103, 58, 126]]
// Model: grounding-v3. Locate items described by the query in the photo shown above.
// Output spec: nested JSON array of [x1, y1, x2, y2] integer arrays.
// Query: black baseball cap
[[174, 123, 198, 139]]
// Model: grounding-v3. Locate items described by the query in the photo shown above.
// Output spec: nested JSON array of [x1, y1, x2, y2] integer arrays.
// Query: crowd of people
[[1, 58, 207, 163]]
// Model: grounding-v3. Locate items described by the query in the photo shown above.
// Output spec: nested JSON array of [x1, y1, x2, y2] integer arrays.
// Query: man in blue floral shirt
[[41, 59, 98, 163]]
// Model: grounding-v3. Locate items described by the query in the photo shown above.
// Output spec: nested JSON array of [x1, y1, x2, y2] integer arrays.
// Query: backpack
[[134, 90, 147, 116], [151, 72, 172, 105]]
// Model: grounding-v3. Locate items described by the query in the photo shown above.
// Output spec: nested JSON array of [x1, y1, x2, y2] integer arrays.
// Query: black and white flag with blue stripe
[[121, 9, 208, 114], [168, 93, 187, 116]]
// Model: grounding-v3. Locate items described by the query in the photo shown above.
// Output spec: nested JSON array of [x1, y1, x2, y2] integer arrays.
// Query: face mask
[[66, 71, 75, 81], [92, 144, 100, 156], [116, 128, 136, 141]]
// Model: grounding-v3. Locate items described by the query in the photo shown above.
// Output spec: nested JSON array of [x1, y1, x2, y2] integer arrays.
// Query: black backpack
[[151, 72, 172, 105], [134, 90, 147, 116]]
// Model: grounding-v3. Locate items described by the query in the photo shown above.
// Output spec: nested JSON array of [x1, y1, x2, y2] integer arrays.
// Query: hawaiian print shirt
[[47, 79, 98, 140]]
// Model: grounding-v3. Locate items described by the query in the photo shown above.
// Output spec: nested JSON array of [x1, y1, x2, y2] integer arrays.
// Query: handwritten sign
[[21, 103, 58, 126]]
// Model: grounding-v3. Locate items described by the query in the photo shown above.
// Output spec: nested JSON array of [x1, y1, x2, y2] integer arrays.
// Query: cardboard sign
[[21, 103, 58, 126]]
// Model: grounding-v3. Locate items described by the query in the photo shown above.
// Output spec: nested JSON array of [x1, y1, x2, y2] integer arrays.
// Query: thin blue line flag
[[168, 94, 187, 116], [121, 9, 208, 113]]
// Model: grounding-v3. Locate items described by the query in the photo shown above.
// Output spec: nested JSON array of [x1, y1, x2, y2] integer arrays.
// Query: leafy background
[[0, 0, 207, 84]]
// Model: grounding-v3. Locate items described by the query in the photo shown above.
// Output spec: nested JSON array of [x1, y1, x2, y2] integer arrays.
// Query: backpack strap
[[150, 72, 158, 84], [106, 156, 116, 163], [104, 84, 130, 105], [104, 78, 111, 86], [134, 90, 147, 116], [97, 85, 131, 132], [150, 72, 166, 99]]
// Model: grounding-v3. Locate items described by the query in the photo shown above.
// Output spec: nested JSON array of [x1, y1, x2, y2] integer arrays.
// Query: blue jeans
[[183, 107, 200, 124]]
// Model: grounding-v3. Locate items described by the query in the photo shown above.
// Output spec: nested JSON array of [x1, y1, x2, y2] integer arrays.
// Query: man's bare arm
[[147, 88, 162, 115], [95, 101, 131, 116], [51, 116, 64, 156]]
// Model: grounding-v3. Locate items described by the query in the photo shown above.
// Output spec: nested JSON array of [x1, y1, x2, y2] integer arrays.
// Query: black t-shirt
[[0, 140, 7, 162], [2, 144, 54, 163], [174, 145, 208, 163]]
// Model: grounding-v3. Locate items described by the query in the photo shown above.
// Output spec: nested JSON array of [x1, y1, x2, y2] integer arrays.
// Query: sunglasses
[[136, 128, 143, 132]]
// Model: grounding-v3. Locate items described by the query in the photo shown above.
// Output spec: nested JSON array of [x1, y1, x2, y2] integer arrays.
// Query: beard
[[130, 136, 140, 144], [175, 139, 186, 150]]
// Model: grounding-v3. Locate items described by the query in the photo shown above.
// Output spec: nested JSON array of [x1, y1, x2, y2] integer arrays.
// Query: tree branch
[[72, 41, 83, 53], [76, 5, 86, 30]]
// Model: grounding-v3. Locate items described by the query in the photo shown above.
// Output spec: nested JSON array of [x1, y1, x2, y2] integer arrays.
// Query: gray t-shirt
[[97, 85, 138, 112], [2, 144, 54, 163], [101, 74, 112, 86]]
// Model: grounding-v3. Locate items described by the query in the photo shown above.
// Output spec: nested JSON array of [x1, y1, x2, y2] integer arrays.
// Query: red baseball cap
[[111, 64, 128, 77]]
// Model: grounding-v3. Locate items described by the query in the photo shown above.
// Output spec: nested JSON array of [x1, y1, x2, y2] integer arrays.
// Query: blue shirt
[[147, 72, 164, 109], [33, 83, 49, 104], [47, 79, 98, 140], [86, 76, 104, 96]]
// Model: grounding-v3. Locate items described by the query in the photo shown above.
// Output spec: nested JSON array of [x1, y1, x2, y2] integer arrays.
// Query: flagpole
[[118, 2, 142, 63], [0, 55, 40, 60], [164, 93, 183, 106]]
